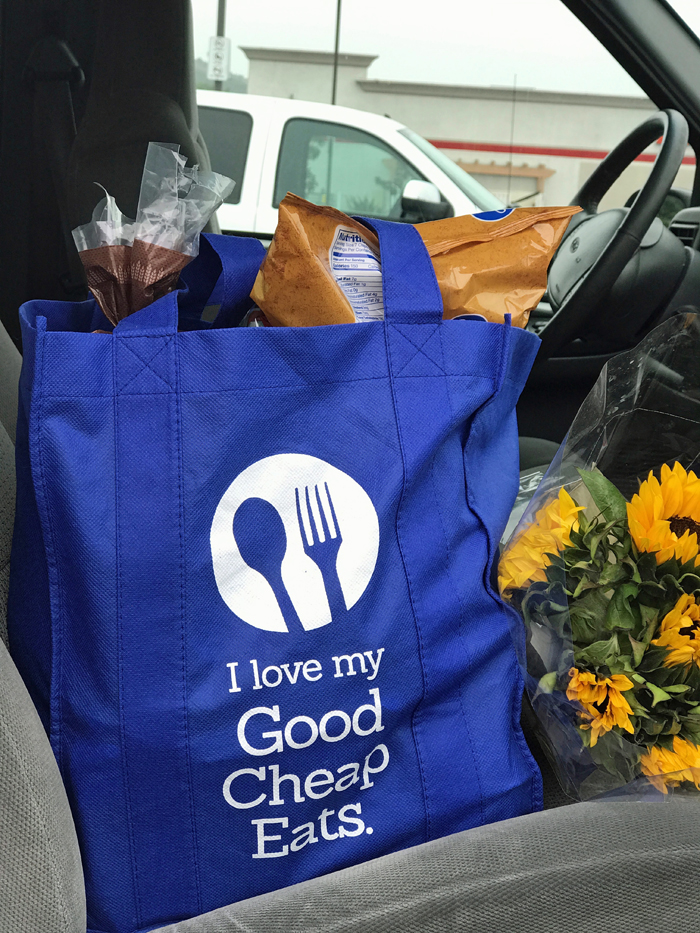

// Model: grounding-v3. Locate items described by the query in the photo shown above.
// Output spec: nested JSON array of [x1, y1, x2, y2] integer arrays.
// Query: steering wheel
[[537, 109, 689, 362]]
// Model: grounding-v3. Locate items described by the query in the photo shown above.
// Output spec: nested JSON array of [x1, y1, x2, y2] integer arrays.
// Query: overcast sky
[[192, 0, 700, 97]]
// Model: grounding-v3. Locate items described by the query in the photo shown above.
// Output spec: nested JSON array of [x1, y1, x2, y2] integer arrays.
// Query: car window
[[274, 118, 429, 219], [197, 107, 252, 205]]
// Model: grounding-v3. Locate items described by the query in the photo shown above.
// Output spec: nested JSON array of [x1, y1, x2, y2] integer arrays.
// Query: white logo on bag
[[211, 454, 379, 632]]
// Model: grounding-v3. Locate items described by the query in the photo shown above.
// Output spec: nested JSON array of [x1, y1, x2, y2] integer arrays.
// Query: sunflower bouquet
[[500, 313, 700, 799]]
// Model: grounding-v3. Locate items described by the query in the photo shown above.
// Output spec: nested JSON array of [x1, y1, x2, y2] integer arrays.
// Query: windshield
[[399, 128, 505, 211], [192, 1, 689, 216]]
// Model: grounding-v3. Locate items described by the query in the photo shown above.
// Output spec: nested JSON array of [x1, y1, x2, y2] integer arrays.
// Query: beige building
[[242, 47, 695, 208]]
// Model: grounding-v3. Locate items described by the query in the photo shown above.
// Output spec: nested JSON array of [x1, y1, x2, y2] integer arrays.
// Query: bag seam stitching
[[390, 323, 445, 376], [116, 336, 175, 393], [35, 325, 65, 772], [383, 320, 432, 843], [113, 336, 144, 928], [40, 373, 522, 399], [494, 330, 543, 815], [463, 324, 543, 815], [175, 333, 204, 913], [436, 326, 486, 825]]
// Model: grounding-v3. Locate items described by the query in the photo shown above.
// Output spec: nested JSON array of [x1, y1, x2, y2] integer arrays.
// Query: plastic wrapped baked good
[[72, 142, 234, 326]]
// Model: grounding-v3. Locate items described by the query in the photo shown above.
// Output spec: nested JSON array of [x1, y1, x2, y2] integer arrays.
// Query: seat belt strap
[[24, 35, 87, 298]]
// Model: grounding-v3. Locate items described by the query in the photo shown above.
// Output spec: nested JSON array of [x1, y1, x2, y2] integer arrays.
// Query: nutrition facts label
[[330, 226, 384, 322]]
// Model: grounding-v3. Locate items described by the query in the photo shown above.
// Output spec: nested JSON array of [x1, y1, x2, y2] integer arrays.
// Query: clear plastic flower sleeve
[[72, 142, 234, 326], [500, 313, 700, 799]]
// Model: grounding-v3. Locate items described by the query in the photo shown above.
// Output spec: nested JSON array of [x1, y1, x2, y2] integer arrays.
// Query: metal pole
[[215, 0, 227, 93], [331, 0, 342, 105], [506, 73, 517, 205]]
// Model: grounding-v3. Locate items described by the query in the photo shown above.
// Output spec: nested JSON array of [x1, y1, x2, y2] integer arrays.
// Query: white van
[[196, 90, 504, 239]]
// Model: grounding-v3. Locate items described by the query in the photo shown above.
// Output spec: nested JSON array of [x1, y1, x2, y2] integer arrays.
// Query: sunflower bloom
[[566, 668, 635, 746], [652, 593, 700, 669], [627, 462, 700, 566], [499, 488, 584, 592], [640, 737, 700, 793]]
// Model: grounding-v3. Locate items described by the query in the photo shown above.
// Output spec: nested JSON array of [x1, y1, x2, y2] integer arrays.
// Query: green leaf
[[682, 721, 700, 743], [626, 692, 650, 716], [678, 573, 700, 594], [599, 561, 628, 588], [586, 528, 611, 562], [576, 633, 620, 667], [664, 684, 692, 694], [657, 563, 683, 590], [612, 536, 633, 561], [646, 665, 679, 687], [645, 718, 667, 735], [543, 561, 567, 588], [570, 589, 611, 644], [577, 468, 628, 524], [605, 583, 640, 631], [637, 552, 659, 581], [628, 635, 647, 669], [537, 672, 558, 694], [638, 645, 673, 674], [639, 604, 659, 634], [686, 664, 700, 692], [659, 572, 684, 593], [647, 683, 673, 707], [561, 547, 590, 564], [572, 577, 597, 599], [585, 729, 641, 790], [629, 562, 643, 585]]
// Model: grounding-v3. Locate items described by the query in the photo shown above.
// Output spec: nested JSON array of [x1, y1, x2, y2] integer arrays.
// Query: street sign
[[207, 36, 231, 82]]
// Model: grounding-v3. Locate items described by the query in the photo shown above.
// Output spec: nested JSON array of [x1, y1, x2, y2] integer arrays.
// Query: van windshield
[[400, 128, 505, 211]]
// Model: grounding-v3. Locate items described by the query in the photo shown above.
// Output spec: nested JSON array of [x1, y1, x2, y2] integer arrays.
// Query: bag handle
[[356, 217, 443, 324], [181, 233, 266, 314], [117, 219, 440, 334], [115, 232, 265, 336]]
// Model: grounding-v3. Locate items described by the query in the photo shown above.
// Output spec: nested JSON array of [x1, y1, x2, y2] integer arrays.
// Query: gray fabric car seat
[[518, 435, 560, 472], [0, 330, 85, 932], [0, 317, 21, 445], [0, 417, 15, 649], [156, 798, 700, 933], [0, 318, 19, 646], [0, 634, 86, 933]]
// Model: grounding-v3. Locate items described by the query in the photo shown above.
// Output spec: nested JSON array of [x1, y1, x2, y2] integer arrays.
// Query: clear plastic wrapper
[[500, 313, 700, 799], [72, 142, 234, 326]]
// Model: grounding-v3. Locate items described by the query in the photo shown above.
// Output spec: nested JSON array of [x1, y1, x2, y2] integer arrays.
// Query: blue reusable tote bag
[[9, 221, 542, 933]]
